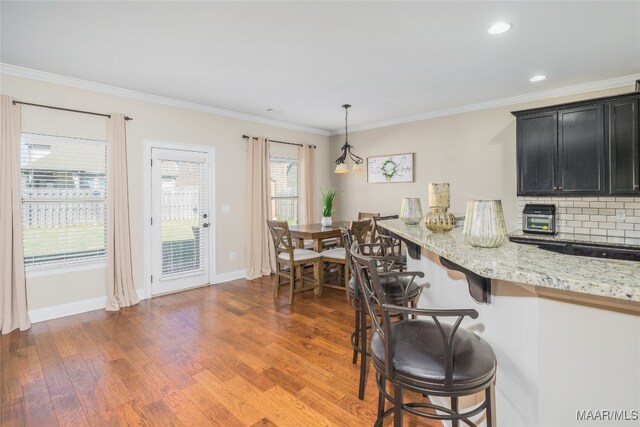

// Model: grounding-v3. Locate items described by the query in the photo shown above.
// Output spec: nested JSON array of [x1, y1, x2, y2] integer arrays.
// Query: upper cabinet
[[513, 92, 640, 197], [517, 111, 557, 195], [609, 98, 639, 194], [557, 104, 605, 194]]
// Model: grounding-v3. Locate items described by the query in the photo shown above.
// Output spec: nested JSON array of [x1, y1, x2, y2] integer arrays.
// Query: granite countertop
[[508, 229, 640, 249], [378, 219, 640, 303]]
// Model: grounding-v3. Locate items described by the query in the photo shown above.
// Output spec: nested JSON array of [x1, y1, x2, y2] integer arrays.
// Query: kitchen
[[370, 87, 640, 426]]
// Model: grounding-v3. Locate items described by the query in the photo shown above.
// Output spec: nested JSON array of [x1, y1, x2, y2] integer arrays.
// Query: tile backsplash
[[517, 196, 640, 238]]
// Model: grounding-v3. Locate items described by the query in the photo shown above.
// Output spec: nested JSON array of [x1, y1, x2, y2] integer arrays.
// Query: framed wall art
[[367, 153, 414, 183]]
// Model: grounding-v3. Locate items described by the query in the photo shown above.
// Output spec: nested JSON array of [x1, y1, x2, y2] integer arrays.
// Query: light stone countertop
[[378, 219, 640, 303]]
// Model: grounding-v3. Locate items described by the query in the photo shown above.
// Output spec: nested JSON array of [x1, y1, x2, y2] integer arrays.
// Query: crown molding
[[328, 73, 640, 135], [0, 63, 331, 136], [3, 63, 637, 138]]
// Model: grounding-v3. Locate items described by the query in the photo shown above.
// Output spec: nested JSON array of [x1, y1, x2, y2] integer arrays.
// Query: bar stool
[[342, 230, 422, 400], [373, 215, 404, 259], [351, 249, 497, 427]]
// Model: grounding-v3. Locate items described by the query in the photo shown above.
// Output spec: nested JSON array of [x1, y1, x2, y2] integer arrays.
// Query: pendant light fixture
[[334, 104, 364, 174]]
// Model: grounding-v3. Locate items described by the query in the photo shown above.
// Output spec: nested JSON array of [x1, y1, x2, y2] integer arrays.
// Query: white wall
[[330, 85, 636, 230], [1, 73, 332, 313]]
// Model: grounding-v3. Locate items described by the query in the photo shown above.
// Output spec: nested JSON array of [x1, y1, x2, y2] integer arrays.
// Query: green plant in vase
[[321, 189, 337, 227]]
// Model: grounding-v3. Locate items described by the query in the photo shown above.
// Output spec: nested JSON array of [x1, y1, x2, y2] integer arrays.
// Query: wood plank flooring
[[1, 276, 439, 426]]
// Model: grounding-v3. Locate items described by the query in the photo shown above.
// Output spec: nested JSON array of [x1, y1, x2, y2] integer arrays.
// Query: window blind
[[270, 157, 299, 225], [159, 159, 208, 278], [20, 133, 107, 268]]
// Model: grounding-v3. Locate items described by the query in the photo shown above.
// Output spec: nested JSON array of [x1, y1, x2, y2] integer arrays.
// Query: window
[[270, 157, 299, 225], [20, 133, 107, 268]]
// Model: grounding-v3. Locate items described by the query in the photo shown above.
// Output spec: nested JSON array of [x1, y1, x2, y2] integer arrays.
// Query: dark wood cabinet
[[557, 104, 605, 194], [513, 92, 640, 197], [517, 111, 557, 195], [608, 98, 639, 194]]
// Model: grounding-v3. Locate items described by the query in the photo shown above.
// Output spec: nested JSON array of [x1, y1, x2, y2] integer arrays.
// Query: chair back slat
[[350, 219, 372, 244], [358, 212, 380, 220], [266, 220, 294, 260], [358, 212, 380, 242]]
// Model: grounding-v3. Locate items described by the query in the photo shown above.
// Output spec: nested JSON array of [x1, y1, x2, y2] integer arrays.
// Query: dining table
[[288, 221, 350, 252]]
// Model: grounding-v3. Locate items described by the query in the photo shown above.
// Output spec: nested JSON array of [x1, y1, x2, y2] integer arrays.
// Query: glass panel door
[[151, 148, 211, 295]]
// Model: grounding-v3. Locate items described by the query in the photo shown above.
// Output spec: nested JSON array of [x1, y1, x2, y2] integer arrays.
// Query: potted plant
[[321, 189, 337, 227]]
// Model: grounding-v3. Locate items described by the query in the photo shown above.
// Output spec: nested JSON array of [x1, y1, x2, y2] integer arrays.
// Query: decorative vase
[[321, 216, 332, 227], [463, 200, 507, 248], [424, 183, 456, 232], [399, 198, 423, 225]]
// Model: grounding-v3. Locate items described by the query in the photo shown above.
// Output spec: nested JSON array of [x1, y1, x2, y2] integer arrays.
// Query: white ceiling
[[2, 1, 639, 134]]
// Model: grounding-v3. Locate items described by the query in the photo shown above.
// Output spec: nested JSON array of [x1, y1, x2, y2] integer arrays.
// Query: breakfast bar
[[378, 219, 640, 427]]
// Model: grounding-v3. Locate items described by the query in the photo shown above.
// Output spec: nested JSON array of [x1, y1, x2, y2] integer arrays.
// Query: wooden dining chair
[[267, 220, 323, 305], [358, 212, 380, 243], [320, 219, 371, 297]]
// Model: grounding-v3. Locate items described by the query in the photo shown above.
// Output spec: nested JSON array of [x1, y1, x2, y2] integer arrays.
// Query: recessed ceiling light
[[529, 75, 547, 82], [488, 22, 512, 35]]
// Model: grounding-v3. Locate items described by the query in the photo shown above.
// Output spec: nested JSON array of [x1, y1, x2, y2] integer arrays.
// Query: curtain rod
[[242, 134, 316, 149], [12, 101, 133, 121]]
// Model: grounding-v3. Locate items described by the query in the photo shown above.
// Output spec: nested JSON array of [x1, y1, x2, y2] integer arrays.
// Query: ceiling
[[2, 1, 639, 134]]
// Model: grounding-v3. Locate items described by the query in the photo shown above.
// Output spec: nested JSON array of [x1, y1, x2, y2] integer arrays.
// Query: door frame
[[143, 140, 216, 299]]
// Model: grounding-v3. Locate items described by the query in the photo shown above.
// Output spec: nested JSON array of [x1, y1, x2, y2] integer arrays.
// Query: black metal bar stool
[[342, 229, 421, 401], [350, 248, 497, 427]]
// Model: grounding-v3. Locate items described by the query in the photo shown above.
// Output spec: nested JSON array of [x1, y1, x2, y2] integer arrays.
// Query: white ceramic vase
[[321, 216, 332, 227]]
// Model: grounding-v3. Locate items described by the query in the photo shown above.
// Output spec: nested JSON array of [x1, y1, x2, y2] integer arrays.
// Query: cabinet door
[[558, 104, 605, 194], [609, 98, 639, 194], [517, 111, 558, 195]]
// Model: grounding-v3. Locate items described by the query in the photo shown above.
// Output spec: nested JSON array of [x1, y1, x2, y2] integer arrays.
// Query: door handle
[[634, 184, 639, 191], [202, 223, 210, 228]]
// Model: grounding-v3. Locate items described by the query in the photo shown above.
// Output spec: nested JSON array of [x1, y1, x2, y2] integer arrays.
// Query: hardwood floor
[[1, 276, 439, 426]]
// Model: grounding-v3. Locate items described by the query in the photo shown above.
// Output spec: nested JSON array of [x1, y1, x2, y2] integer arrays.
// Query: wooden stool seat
[[320, 247, 346, 260], [280, 248, 321, 262]]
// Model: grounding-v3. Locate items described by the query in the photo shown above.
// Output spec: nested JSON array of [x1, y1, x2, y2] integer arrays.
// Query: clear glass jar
[[463, 200, 507, 248], [400, 198, 423, 225]]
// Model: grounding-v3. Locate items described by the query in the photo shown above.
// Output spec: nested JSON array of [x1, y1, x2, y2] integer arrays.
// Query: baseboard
[[28, 288, 149, 324], [214, 269, 247, 284], [27, 272, 245, 324], [29, 296, 108, 323]]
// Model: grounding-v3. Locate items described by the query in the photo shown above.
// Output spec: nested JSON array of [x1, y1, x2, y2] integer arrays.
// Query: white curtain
[[106, 113, 139, 310], [0, 95, 31, 334], [298, 144, 316, 225], [246, 136, 274, 279]]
